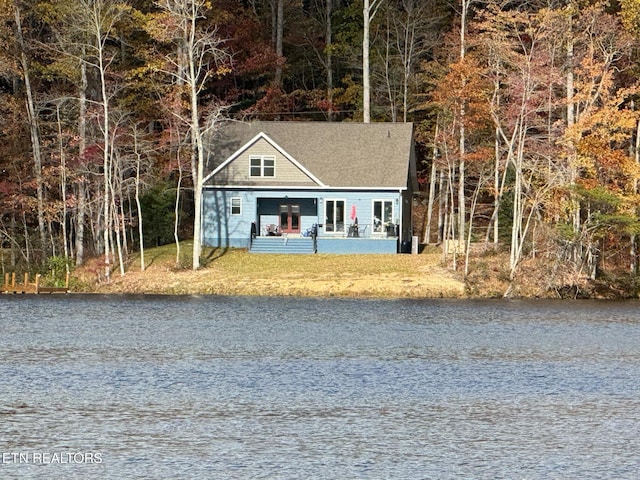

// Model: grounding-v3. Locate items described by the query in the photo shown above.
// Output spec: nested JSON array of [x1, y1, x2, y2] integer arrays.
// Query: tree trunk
[[632, 115, 640, 274], [114, 199, 125, 276], [98, 45, 111, 282], [465, 170, 484, 277], [362, 0, 386, 122], [274, 0, 284, 89], [14, 3, 47, 259], [157, 0, 228, 270], [55, 104, 70, 270], [363, 0, 372, 123], [189, 33, 204, 270], [400, 1, 414, 123], [135, 152, 145, 273], [382, 22, 397, 122], [424, 159, 437, 245], [492, 129, 500, 245], [437, 168, 446, 244], [326, 0, 333, 121], [110, 147, 125, 277], [566, 13, 580, 234], [424, 123, 439, 244], [75, 57, 88, 266], [118, 177, 129, 263], [457, 0, 469, 256], [174, 134, 183, 268], [11, 216, 16, 268], [449, 159, 459, 269]]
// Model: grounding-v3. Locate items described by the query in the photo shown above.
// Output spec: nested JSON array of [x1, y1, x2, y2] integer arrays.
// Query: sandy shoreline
[[77, 247, 467, 299]]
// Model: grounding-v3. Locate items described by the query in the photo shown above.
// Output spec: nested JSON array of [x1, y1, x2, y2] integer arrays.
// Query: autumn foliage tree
[[2, 0, 640, 296]]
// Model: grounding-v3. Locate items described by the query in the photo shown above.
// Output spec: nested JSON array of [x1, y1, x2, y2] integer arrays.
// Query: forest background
[[3, 0, 640, 297]]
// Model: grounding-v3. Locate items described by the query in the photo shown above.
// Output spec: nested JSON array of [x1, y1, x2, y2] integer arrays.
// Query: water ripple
[[1, 296, 640, 478]]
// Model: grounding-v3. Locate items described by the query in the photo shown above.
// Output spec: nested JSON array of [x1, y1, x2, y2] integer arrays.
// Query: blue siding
[[202, 188, 404, 253], [202, 190, 256, 248], [317, 191, 400, 237], [317, 238, 397, 254]]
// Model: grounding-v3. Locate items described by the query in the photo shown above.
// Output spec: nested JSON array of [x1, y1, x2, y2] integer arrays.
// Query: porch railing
[[252, 222, 399, 241], [325, 223, 398, 238]]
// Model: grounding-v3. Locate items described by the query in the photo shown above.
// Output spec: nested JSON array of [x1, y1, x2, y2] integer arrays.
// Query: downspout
[[200, 186, 206, 249], [398, 189, 403, 251]]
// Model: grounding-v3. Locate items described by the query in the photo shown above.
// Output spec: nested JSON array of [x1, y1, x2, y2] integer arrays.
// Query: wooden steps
[[250, 236, 315, 254]]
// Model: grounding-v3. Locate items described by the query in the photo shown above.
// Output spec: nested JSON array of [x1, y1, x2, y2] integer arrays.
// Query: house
[[201, 121, 418, 254]]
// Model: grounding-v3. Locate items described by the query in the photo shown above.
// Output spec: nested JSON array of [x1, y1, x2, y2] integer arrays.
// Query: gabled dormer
[[204, 132, 324, 188]]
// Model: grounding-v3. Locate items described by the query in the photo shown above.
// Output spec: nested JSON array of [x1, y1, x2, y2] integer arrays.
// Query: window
[[250, 156, 275, 177], [230, 197, 242, 215], [325, 199, 345, 233], [373, 200, 393, 233]]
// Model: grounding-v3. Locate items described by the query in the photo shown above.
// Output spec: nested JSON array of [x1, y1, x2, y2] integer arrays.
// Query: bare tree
[[13, 2, 47, 257], [119, 120, 154, 272], [37, 0, 94, 266], [43, 0, 130, 280], [153, 0, 230, 270], [457, 0, 472, 257], [305, 0, 335, 120], [83, 0, 129, 281], [378, 0, 442, 123]]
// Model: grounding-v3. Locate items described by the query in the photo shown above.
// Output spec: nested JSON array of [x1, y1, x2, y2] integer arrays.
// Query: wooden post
[[35, 274, 40, 294], [11, 272, 15, 287], [4, 272, 8, 287], [24, 272, 29, 286]]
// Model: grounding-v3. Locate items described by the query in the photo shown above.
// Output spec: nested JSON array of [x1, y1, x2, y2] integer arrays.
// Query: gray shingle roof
[[205, 121, 415, 189]]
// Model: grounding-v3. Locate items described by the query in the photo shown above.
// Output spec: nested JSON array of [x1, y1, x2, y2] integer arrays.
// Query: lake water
[[1, 295, 640, 479]]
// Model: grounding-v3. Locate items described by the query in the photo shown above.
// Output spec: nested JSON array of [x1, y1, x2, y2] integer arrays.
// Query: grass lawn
[[77, 242, 466, 298]]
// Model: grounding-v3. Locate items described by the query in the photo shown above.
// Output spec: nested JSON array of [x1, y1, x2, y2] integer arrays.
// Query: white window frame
[[372, 199, 394, 234], [230, 197, 242, 215], [324, 199, 346, 234], [249, 155, 275, 178]]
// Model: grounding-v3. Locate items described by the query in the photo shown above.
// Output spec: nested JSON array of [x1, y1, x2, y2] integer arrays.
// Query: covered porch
[[254, 196, 398, 238], [250, 195, 399, 254], [255, 197, 318, 237]]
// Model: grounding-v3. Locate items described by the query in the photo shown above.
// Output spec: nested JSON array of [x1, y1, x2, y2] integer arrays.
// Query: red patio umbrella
[[349, 205, 359, 237]]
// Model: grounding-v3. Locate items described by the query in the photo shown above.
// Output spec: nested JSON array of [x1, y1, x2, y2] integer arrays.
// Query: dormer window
[[250, 155, 275, 177]]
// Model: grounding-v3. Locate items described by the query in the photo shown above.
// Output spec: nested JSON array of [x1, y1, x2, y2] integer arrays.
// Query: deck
[[249, 233, 399, 254], [1, 272, 69, 294]]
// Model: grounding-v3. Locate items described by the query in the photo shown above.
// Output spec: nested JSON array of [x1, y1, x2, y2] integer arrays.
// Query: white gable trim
[[203, 131, 326, 187], [203, 185, 406, 191]]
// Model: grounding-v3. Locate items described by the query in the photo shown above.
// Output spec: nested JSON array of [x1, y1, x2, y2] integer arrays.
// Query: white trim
[[203, 131, 326, 187], [398, 189, 403, 243], [249, 155, 276, 178], [203, 185, 406, 191], [230, 197, 242, 215], [324, 198, 347, 235], [371, 199, 394, 235]]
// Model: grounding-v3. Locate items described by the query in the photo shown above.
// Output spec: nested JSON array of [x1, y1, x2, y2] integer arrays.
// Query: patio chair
[[265, 224, 281, 236]]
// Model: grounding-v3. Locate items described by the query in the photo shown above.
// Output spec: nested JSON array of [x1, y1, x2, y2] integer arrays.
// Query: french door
[[325, 199, 345, 233], [279, 204, 301, 233]]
